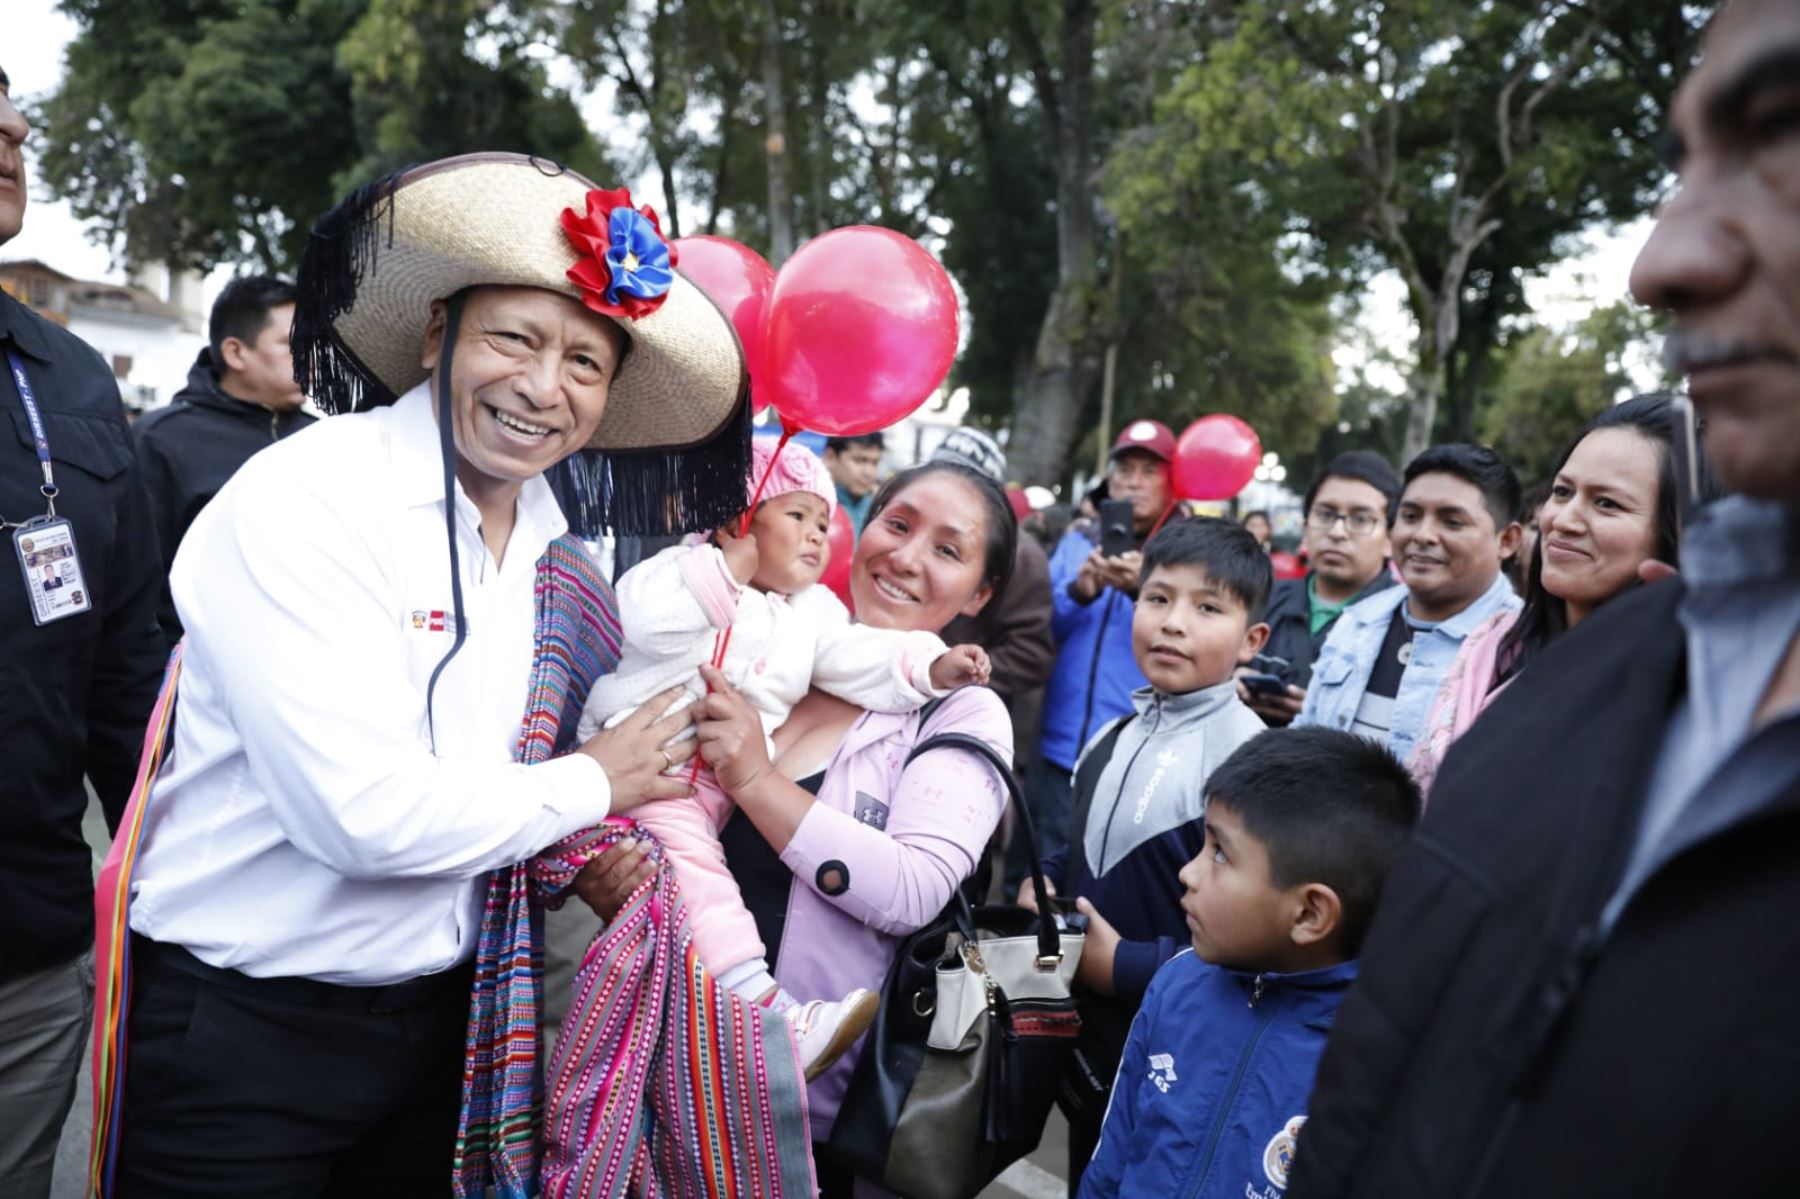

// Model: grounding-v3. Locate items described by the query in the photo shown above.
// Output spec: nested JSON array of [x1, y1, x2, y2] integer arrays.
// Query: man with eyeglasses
[[1239, 452, 1400, 726]]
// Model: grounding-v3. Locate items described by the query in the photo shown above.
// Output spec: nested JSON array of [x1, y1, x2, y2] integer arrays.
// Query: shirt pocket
[[9, 406, 133, 482]]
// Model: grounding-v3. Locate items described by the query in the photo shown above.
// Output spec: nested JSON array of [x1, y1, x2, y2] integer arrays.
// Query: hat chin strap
[[425, 290, 471, 754]]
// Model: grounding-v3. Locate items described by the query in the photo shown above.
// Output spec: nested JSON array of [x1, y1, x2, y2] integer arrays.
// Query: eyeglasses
[[1306, 506, 1384, 537]]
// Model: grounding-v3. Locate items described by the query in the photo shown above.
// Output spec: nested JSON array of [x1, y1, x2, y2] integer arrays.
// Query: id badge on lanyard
[[6, 349, 92, 625]]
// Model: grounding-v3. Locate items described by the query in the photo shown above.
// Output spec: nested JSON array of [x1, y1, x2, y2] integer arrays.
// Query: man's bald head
[[1629, 0, 1800, 503]]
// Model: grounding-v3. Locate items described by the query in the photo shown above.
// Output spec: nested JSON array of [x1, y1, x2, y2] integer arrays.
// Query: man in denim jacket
[[1296, 445, 1521, 766]]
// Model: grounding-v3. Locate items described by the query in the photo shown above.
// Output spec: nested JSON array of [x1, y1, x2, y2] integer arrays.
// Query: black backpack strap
[[1065, 714, 1135, 889]]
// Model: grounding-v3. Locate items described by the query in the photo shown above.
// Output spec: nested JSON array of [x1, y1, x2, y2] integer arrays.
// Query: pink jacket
[[1410, 609, 1519, 799], [770, 685, 1014, 1138]]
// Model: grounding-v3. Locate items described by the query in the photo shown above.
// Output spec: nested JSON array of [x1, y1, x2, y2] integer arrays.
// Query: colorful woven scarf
[[453, 534, 624, 1196], [452, 534, 815, 1198], [533, 827, 816, 1199]]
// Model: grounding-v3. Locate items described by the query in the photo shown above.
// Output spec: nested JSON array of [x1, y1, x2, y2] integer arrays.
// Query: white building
[[0, 258, 206, 413]]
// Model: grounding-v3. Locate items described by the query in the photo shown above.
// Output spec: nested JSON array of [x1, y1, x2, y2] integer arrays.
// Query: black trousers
[[114, 936, 472, 1198]]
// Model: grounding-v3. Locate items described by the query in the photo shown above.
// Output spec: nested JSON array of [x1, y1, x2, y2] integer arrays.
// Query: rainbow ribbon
[[86, 643, 182, 1198]]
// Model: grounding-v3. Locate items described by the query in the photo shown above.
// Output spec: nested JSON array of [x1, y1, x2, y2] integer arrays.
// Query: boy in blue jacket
[[1078, 726, 1421, 1199], [1021, 517, 1271, 1185]]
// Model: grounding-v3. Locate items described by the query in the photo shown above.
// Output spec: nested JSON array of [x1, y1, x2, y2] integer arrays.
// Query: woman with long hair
[[1411, 393, 1713, 794]]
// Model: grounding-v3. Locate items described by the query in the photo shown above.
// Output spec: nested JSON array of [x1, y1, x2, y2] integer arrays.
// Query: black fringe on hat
[[548, 384, 754, 539], [292, 171, 401, 415]]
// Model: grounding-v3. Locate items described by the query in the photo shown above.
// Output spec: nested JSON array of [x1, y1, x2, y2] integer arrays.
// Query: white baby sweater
[[577, 543, 949, 744]]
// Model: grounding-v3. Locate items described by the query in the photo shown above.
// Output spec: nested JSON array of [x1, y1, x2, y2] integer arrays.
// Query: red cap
[[1005, 487, 1032, 522], [1112, 419, 1176, 462]]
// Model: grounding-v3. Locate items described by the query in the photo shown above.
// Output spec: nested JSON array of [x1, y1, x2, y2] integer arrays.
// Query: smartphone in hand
[[1239, 672, 1290, 697], [1099, 498, 1136, 558]]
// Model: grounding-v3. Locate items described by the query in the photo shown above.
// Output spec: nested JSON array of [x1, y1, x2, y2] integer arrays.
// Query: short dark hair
[[209, 275, 297, 363], [1303, 451, 1402, 526], [867, 460, 1017, 614], [1140, 517, 1273, 620], [1402, 443, 1521, 530], [1207, 727, 1422, 956], [826, 432, 885, 454], [1243, 509, 1270, 524], [0, 64, 11, 91]]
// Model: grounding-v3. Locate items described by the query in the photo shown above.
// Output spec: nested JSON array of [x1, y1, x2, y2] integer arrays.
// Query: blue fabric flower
[[604, 209, 675, 308]]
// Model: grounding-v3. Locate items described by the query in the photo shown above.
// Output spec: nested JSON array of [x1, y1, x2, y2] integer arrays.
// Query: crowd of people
[[2, 2, 1798, 1195]]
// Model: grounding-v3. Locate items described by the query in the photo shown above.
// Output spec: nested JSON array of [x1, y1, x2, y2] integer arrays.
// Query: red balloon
[[673, 235, 777, 413], [820, 505, 856, 607], [1270, 549, 1306, 580], [1172, 415, 1261, 501], [764, 226, 960, 437]]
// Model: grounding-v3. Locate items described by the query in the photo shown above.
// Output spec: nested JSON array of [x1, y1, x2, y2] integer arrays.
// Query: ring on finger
[[659, 748, 673, 769]]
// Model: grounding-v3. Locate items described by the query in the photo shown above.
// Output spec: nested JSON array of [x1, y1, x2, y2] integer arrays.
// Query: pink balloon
[[1172, 415, 1262, 501], [764, 226, 959, 437], [674, 235, 777, 413], [820, 505, 856, 607]]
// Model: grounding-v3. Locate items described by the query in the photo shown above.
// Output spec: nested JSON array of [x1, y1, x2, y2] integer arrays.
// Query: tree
[[1144, 0, 1709, 463], [1479, 299, 1670, 485], [35, 0, 605, 273]]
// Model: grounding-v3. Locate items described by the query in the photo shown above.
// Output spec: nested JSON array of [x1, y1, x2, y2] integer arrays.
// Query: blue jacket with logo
[[1042, 526, 1148, 771], [1078, 950, 1357, 1199]]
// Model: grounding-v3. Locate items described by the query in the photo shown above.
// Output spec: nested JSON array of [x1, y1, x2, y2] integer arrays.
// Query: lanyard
[[6, 348, 58, 518]]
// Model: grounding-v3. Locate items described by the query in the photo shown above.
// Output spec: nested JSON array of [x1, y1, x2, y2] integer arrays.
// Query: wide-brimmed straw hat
[[293, 151, 752, 537]]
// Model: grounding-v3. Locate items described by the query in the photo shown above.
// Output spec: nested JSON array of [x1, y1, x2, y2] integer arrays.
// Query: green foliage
[[1129, 0, 1710, 458], [35, 0, 605, 272], [1479, 300, 1670, 485]]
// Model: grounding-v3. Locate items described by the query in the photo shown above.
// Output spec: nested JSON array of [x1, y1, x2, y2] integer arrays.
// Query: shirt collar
[[0, 293, 53, 363], [388, 382, 569, 545], [1679, 495, 1800, 589], [1408, 572, 1515, 637]]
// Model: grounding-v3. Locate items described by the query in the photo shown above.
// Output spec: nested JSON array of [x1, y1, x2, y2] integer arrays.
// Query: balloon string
[[1146, 499, 1181, 542], [692, 423, 794, 784]]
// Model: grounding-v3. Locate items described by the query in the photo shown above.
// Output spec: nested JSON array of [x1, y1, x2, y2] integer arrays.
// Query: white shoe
[[788, 989, 880, 1081]]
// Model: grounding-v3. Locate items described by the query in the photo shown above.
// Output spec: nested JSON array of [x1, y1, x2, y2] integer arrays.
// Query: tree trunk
[[1007, 0, 1100, 486], [761, 0, 794, 263]]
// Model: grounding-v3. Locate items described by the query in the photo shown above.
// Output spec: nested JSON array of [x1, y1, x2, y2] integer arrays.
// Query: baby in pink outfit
[[578, 439, 988, 1074]]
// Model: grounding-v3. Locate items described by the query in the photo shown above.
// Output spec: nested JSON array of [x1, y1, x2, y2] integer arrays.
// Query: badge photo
[[13, 517, 92, 627]]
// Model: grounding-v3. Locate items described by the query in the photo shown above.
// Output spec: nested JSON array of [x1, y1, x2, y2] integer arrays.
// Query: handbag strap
[[904, 727, 1062, 967]]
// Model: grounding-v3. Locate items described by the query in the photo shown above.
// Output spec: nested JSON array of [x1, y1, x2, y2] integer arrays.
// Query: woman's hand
[[572, 837, 655, 922], [575, 686, 697, 811], [695, 665, 774, 795]]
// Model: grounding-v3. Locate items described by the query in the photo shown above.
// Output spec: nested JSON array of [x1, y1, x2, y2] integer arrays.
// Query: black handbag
[[827, 731, 1086, 1199]]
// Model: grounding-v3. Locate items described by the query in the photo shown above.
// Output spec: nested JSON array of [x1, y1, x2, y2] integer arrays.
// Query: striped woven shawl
[[452, 534, 814, 1198]]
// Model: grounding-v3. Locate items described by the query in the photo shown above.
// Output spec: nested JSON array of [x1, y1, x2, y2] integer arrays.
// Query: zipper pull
[[1250, 974, 1266, 1008]]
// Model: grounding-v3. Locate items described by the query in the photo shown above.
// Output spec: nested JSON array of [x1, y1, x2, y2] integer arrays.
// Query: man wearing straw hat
[[103, 154, 753, 1194]]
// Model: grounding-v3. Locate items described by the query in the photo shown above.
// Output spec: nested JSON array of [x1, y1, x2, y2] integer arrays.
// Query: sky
[[4, 0, 1662, 397]]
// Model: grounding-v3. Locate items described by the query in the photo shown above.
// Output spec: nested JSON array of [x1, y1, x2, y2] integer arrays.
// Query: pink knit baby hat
[[747, 437, 837, 517]]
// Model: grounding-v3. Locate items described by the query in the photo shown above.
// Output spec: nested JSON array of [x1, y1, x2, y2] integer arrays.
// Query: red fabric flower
[[561, 187, 681, 320]]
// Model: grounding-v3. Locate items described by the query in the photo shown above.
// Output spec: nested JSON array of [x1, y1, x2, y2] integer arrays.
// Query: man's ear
[[418, 299, 449, 372], [1289, 882, 1343, 948], [1239, 620, 1271, 662], [1497, 519, 1524, 562], [218, 336, 250, 375]]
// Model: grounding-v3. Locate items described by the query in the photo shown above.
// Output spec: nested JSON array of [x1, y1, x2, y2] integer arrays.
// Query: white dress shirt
[[129, 384, 611, 985]]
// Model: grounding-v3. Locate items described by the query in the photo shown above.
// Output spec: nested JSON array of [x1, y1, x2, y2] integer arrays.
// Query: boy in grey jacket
[[1020, 517, 1272, 1188]]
